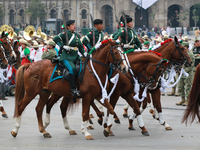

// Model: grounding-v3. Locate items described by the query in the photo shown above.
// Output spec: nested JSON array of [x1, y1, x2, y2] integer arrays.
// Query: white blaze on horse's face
[[117, 47, 128, 73], [7, 39, 16, 59]]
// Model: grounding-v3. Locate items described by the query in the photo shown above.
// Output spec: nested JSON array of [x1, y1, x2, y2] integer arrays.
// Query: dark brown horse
[[11, 39, 21, 69], [124, 37, 192, 130], [43, 51, 168, 137], [182, 64, 200, 125], [11, 40, 128, 140]]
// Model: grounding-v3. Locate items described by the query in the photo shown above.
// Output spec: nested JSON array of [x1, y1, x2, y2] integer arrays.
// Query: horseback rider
[[53, 20, 87, 97], [113, 15, 142, 51], [82, 19, 104, 53]]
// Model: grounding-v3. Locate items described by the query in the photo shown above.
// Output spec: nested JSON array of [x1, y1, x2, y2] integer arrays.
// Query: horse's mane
[[150, 39, 173, 52]]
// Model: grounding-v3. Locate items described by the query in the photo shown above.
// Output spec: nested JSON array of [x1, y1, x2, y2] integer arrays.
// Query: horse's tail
[[66, 97, 81, 115], [182, 64, 200, 125], [14, 64, 30, 118]]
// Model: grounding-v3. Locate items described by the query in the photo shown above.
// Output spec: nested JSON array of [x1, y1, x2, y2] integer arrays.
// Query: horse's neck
[[154, 42, 173, 60], [89, 45, 110, 77]]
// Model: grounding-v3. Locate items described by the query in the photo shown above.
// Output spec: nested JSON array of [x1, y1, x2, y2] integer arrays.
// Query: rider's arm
[[113, 28, 124, 41], [82, 32, 93, 51], [24, 48, 32, 63]]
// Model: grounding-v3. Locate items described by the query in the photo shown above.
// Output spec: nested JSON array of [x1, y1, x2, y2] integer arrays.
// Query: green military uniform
[[177, 42, 195, 106], [192, 46, 200, 67], [113, 27, 142, 51], [41, 49, 57, 60], [53, 20, 85, 97], [82, 28, 103, 52]]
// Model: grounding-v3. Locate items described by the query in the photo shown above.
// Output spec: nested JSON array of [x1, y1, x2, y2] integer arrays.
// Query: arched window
[[82, 9, 87, 19], [51, 9, 56, 18], [64, 9, 69, 21], [10, 10, 14, 25], [20, 9, 24, 24]]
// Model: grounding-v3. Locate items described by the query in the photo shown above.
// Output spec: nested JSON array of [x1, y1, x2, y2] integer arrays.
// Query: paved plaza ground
[[0, 87, 200, 150]]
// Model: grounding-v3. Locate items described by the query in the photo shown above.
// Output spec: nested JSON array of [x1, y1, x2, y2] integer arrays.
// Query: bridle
[[130, 59, 167, 89]]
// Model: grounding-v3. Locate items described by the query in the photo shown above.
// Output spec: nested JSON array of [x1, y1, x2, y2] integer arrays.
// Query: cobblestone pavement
[[0, 87, 199, 150]]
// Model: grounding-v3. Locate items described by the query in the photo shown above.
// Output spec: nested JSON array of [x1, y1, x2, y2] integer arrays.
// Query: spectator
[[147, 29, 152, 40], [49, 27, 54, 36], [195, 28, 200, 39], [154, 26, 158, 35], [42, 40, 57, 60], [166, 26, 171, 36], [83, 22, 86, 28], [141, 28, 146, 36], [187, 25, 190, 36]]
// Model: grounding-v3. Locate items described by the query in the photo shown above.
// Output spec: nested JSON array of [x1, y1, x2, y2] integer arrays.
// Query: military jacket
[[184, 50, 194, 74], [82, 28, 104, 52], [53, 30, 85, 61], [41, 49, 57, 60], [192, 47, 200, 58], [113, 27, 142, 50]]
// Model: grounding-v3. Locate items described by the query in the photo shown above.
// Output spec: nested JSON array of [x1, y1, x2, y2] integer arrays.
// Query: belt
[[124, 44, 135, 49], [69, 46, 79, 51]]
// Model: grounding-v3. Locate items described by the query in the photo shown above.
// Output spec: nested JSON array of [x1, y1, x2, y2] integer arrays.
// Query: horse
[[11, 39, 21, 69], [11, 40, 128, 140], [43, 50, 168, 137], [123, 37, 192, 130], [182, 64, 200, 125], [0, 31, 17, 64]]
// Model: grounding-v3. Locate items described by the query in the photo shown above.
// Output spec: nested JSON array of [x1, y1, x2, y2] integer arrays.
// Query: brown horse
[[11, 40, 128, 140], [43, 51, 168, 137], [124, 37, 192, 130], [182, 64, 200, 125], [0, 31, 17, 64], [11, 39, 21, 69]]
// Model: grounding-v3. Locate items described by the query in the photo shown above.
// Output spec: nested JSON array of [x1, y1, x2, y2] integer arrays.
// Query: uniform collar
[[94, 28, 101, 33], [68, 30, 74, 33]]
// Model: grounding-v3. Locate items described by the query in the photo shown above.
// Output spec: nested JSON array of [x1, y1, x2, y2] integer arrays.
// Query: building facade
[[0, 0, 199, 31]]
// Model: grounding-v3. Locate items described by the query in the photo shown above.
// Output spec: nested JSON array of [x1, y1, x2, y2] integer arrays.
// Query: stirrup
[[71, 90, 81, 98]]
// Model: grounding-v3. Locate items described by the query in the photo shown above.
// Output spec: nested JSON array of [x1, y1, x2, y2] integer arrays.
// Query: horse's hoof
[[153, 115, 155, 119], [85, 135, 94, 140], [114, 119, 121, 124], [89, 119, 93, 124], [109, 131, 115, 136], [165, 126, 172, 130], [89, 114, 94, 118], [103, 123, 107, 128], [2, 114, 8, 118], [142, 131, 149, 136], [128, 126, 135, 130], [98, 119, 102, 126], [123, 114, 128, 118], [87, 126, 94, 130], [43, 133, 52, 138], [69, 130, 77, 135], [11, 131, 17, 137], [103, 130, 109, 137]]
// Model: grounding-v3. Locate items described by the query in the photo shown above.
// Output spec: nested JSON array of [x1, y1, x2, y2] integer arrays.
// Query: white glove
[[63, 45, 70, 52], [84, 52, 87, 57], [123, 44, 130, 48]]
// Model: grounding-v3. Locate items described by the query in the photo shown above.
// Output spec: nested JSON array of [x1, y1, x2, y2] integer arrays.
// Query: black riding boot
[[68, 74, 81, 98]]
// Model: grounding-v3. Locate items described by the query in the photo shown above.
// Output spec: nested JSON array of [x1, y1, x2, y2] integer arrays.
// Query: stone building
[[0, 0, 199, 32]]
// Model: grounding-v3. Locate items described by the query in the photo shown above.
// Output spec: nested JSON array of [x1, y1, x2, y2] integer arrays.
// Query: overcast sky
[[132, 0, 158, 9]]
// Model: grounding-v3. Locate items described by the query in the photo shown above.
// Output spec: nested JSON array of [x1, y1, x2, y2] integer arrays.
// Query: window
[[82, 9, 87, 19]]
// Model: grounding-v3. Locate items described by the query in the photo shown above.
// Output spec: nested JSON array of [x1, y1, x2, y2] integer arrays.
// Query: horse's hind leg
[[90, 100, 103, 126], [35, 89, 52, 138], [11, 93, 37, 137], [151, 89, 172, 130], [60, 97, 77, 135], [44, 94, 61, 129]]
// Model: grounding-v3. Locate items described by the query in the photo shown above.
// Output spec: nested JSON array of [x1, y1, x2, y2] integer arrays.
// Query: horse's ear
[[174, 36, 178, 44], [161, 59, 169, 66], [1, 31, 4, 39], [13, 40, 18, 47]]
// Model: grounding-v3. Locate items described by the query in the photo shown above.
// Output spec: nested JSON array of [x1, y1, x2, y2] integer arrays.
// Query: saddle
[[50, 58, 81, 83]]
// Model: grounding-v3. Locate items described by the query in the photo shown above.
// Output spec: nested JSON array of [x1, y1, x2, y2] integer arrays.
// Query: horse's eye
[[114, 52, 117, 55]]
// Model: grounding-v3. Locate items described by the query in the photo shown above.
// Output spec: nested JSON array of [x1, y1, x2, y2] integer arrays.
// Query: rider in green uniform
[[82, 19, 104, 52], [53, 20, 87, 97], [113, 15, 142, 51]]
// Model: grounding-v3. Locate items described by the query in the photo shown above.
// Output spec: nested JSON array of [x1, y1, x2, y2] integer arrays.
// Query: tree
[[192, 9, 199, 27], [0, 5, 5, 24], [192, 3, 200, 27], [25, 0, 45, 25], [175, 10, 188, 27]]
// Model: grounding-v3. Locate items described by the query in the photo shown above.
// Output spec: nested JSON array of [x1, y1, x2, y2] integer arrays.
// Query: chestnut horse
[[11, 39, 21, 69], [43, 51, 168, 137], [0, 31, 17, 64], [182, 64, 200, 125], [124, 37, 192, 130], [11, 40, 128, 140]]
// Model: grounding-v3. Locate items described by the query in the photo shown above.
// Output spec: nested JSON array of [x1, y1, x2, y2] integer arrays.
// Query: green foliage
[[25, 0, 45, 20], [192, 3, 200, 27], [0, 5, 4, 19], [175, 10, 188, 26]]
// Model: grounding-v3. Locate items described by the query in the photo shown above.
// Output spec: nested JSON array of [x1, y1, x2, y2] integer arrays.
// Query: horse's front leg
[[36, 90, 52, 138], [44, 93, 62, 129], [122, 93, 149, 136], [90, 100, 103, 126], [151, 88, 172, 130], [60, 96, 77, 135], [81, 96, 94, 140]]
